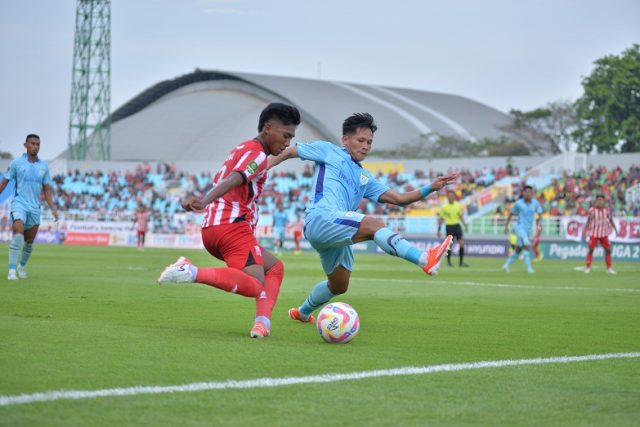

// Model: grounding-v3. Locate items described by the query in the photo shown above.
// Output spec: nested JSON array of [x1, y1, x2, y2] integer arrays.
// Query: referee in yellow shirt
[[437, 190, 469, 267]]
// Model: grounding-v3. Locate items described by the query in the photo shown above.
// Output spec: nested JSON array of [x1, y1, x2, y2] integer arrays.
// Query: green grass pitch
[[0, 244, 639, 426]]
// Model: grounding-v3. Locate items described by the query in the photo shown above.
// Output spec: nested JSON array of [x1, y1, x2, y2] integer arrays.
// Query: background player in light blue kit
[[272, 201, 288, 254], [502, 185, 543, 273], [0, 134, 59, 280], [269, 113, 457, 322]]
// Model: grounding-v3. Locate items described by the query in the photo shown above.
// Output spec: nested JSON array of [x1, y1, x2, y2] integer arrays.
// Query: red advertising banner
[[64, 232, 110, 246]]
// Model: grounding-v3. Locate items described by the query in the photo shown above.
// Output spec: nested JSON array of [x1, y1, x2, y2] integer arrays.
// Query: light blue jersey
[[273, 210, 288, 241], [511, 198, 542, 246], [4, 154, 51, 229], [297, 141, 390, 274], [511, 198, 543, 233], [273, 210, 289, 228], [298, 141, 389, 213]]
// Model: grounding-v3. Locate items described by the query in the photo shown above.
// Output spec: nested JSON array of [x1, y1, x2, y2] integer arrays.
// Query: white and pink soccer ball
[[316, 302, 360, 344]]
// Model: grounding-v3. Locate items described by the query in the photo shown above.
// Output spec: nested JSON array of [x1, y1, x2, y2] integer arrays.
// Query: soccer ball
[[317, 302, 360, 344]]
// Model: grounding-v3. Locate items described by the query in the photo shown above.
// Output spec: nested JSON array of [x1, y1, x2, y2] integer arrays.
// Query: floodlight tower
[[67, 0, 111, 160]]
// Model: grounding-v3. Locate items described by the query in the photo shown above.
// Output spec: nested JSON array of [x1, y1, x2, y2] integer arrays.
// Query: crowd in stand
[[34, 163, 512, 232], [16, 162, 636, 234], [495, 165, 640, 218]]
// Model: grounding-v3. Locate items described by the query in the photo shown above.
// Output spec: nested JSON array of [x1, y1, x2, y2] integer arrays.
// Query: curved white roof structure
[[74, 69, 540, 162]]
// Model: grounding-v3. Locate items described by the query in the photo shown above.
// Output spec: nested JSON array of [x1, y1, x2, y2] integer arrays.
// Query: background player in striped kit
[[581, 194, 618, 274], [133, 204, 150, 250]]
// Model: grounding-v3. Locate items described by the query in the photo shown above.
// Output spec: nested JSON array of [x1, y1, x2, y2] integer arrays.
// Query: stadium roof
[[75, 69, 538, 162]]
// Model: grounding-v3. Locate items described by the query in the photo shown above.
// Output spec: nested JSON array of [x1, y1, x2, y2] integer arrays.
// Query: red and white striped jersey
[[135, 211, 150, 232], [202, 139, 268, 232], [586, 206, 613, 238]]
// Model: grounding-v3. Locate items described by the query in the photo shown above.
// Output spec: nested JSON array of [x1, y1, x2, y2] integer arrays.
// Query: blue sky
[[1, 0, 638, 159]]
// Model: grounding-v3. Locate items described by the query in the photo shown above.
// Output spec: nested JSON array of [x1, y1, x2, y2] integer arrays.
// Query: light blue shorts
[[11, 201, 41, 230], [515, 226, 531, 247], [274, 226, 285, 241], [304, 209, 365, 275]]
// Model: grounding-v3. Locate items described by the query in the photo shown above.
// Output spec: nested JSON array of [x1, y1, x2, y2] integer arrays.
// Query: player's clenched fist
[[181, 196, 203, 212]]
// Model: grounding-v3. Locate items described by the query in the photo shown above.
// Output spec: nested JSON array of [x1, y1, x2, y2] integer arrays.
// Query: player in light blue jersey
[[272, 202, 289, 254], [268, 113, 457, 323], [502, 185, 543, 273], [0, 135, 58, 280]]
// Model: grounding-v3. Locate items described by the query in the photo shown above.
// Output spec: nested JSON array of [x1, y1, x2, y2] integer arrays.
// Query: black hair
[[596, 194, 605, 199], [342, 113, 377, 135], [523, 185, 533, 192], [258, 103, 301, 131], [25, 134, 40, 141]]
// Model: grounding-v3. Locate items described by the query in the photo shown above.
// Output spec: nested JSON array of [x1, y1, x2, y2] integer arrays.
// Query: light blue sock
[[505, 251, 518, 267], [9, 234, 24, 270], [299, 280, 334, 317], [20, 243, 33, 267], [254, 315, 271, 329], [523, 250, 532, 270], [189, 265, 198, 281], [373, 227, 422, 266]]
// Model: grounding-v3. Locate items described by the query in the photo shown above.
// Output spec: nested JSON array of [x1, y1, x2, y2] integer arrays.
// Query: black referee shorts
[[445, 224, 463, 241]]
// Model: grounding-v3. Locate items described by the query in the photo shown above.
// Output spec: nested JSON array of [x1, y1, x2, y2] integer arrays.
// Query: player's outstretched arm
[[378, 172, 458, 206], [267, 146, 299, 170], [182, 172, 243, 211]]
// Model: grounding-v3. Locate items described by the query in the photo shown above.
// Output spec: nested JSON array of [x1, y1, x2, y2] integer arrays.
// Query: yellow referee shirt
[[440, 201, 463, 225]]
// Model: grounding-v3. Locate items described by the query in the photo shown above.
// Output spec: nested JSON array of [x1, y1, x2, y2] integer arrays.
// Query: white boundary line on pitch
[[344, 276, 640, 293], [1, 352, 638, 407]]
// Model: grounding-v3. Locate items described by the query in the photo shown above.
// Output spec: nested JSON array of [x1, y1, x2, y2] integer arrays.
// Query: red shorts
[[137, 231, 146, 239], [588, 236, 611, 250], [293, 230, 302, 240], [201, 222, 264, 269]]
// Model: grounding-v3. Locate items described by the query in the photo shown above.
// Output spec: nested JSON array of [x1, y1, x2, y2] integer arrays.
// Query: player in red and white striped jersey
[[158, 103, 301, 338], [201, 139, 268, 231], [581, 195, 618, 274], [134, 205, 150, 250]]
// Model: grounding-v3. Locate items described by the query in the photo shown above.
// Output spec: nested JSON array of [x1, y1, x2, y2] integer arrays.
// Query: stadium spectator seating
[[44, 164, 515, 232], [495, 165, 640, 218], [34, 163, 638, 234]]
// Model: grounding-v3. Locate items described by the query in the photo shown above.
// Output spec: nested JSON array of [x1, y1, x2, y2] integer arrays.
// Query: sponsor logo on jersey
[[246, 161, 259, 175]]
